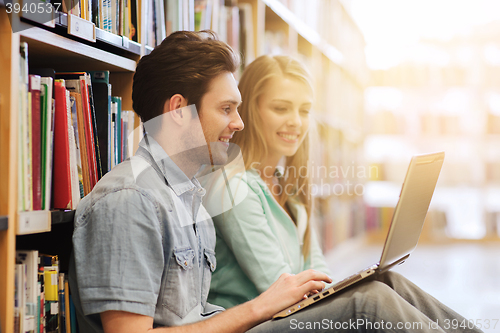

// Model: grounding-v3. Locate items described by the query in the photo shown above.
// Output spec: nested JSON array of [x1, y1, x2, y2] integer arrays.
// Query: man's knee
[[336, 280, 397, 313]]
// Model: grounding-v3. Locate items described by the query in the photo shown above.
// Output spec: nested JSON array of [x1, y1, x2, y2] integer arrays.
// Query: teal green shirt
[[208, 169, 333, 309]]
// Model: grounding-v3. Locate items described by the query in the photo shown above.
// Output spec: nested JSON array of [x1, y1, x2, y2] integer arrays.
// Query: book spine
[[107, 84, 112, 171], [29, 75, 43, 211], [64, 280, 70, 333], [86, 76, 103, 180], [66, 90, 81, 208], [26, 91, 33, 211], [18, 43, 28, 212], [44, 267, 58, 333], [80, 77, 98, 188], [68, 94, 85, 199], [52, 80, 72, 210], [58, 274, 65, 333]]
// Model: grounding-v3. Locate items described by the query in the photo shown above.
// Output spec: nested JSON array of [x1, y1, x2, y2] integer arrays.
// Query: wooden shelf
[[18, 21, 137, 72], [53, 13, 142, 55], [0, 217, 7, 231]]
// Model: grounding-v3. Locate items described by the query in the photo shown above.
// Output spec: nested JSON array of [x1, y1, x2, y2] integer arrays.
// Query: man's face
[[198, 72, 244, 165]]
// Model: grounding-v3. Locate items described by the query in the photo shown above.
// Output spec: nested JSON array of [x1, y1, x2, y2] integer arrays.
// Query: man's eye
[[223, 107, 231, 113]]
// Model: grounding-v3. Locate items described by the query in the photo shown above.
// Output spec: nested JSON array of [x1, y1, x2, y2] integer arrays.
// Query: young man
[[69, 30, 332, 333], [70, 31, 481, 333]]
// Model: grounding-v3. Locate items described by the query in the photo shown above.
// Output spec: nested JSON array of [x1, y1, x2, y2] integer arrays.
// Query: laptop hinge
[[377, 254, 410, 275]]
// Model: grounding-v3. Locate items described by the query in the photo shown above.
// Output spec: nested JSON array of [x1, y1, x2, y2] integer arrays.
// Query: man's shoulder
[[76, 156, 171, 217]]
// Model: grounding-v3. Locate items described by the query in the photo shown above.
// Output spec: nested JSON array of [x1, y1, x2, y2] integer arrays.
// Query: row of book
[[18, 42, 135, 212], [60, 0, 256, 64], [51, 0, 139, 42], [15, 251, 76, 333]]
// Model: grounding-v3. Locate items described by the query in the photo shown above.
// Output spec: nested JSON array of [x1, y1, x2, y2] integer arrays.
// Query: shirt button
[[211, 264, 215, 270], [184, 261, 188, 266]]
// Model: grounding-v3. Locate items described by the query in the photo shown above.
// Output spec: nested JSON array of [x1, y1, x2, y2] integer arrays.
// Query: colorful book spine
[[52, 80, 73, 210], [29, 75, 43, 211]]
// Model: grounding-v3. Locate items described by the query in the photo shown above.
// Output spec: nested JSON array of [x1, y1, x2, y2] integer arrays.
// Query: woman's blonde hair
[[233, 55, 313, 259]]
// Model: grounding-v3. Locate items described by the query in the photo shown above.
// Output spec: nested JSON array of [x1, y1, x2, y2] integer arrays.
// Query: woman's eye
[[274, 107, 287, 112], [300, 109, 310, 115]]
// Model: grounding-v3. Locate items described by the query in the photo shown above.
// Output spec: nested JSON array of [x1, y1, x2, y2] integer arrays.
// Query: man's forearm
[[152, 299, 266, 333]]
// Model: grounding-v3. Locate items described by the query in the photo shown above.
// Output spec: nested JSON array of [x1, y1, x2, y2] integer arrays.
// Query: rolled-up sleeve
[[73, 188, 164, 317]]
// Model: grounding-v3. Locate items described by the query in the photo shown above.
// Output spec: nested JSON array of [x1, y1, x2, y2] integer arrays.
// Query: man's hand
[[248, 269, 333, 322]]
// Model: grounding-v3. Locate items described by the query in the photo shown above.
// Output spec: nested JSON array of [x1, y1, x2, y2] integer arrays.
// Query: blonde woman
[[207, 55, 332, 309], [207, 55, 482, 333]]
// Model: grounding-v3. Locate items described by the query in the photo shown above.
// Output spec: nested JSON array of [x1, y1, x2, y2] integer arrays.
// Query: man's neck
[[167, 152, 202, 180], [150, 132, 203, 180]]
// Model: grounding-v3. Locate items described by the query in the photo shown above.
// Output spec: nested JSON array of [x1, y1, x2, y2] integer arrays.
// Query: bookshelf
[[1, 1, 141, 330]]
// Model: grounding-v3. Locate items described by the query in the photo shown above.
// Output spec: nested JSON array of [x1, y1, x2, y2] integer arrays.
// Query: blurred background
[[219, 0, 500, 330]]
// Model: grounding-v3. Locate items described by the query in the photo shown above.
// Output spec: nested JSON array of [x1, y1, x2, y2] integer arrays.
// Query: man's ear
[[164, 94, 188, 125]]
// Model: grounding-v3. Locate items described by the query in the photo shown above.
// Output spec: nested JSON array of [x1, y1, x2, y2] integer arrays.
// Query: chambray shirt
[[69, 135, 223, 332]]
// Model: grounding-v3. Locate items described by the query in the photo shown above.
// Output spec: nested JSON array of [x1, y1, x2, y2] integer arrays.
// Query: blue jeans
[[248, 272, 482, 333]]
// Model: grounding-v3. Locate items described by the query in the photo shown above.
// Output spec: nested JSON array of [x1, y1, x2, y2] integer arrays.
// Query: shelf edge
[[18, 22, 137, 72], [0, 216, 7, 231]]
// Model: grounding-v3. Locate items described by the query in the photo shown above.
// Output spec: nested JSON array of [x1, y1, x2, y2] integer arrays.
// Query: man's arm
[[101, 269, 332, 333]]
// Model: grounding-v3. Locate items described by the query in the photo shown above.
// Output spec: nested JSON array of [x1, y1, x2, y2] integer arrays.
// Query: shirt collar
[[138, 134, 202, 197]]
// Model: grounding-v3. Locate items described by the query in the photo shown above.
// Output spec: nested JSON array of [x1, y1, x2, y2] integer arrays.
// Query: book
[[29, 75, 43, 211], [64, 280, 71, 333], [68, 93, 85, 198], [57, 73, 98, 189], [58, 274, 65, 333], [111, 96, 122, 165], [69, 294, 76, 333], [166, 0, 182, 35], [15, 264, 27, 333], [19, 42, 31, 212], [85, 75, 104, 180], [65, 88, 81, 210], [40, 76, 55, 210], [52, 80, 73, 210], [16, 250, 38, 333], [129, 0, 138, 41], [89, 71, 111, 174], [30, 68, 56, 210], [80, 74, 99, 187], [70, 91, 91, 195], [43, 266, 58, 333]]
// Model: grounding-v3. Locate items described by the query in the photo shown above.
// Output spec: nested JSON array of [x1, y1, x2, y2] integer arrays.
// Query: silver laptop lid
[[378, 152, 445, 271]]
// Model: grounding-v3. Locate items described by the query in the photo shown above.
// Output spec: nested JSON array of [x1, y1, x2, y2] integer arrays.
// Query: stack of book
[[15, 251, 76, 333], [18, 42, 136, 213]]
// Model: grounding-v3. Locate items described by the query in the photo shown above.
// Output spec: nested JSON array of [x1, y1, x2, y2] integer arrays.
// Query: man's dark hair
[[132, 30, 240, 122]]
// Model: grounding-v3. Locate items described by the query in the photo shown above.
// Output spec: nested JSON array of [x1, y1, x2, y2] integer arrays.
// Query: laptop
[[273, 152, 445, 319]]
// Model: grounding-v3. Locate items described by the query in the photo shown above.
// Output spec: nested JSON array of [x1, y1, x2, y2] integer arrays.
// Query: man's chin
[[210, 153, 229, 166]]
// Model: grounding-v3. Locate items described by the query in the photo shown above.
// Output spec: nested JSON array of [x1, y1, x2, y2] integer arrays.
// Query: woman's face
[[257, 76, 313, 162]]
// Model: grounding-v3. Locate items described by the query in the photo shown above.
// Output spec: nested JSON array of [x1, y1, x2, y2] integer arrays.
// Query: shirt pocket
[[201, 248, 217, 306], [163, 248, 197, 318]]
